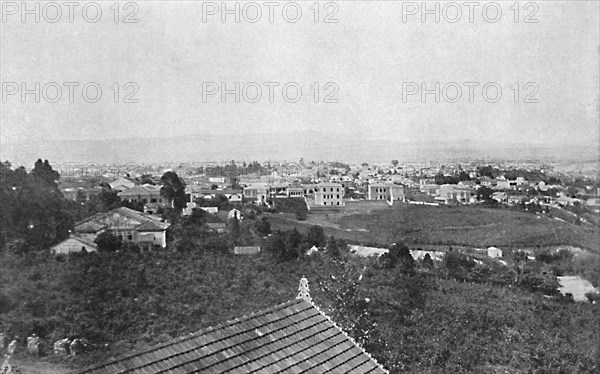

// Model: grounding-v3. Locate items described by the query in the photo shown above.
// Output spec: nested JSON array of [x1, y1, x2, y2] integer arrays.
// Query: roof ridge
[[308, 300, 389, 374], [77, 299, 304, 373], [70, 235, 98, 247]]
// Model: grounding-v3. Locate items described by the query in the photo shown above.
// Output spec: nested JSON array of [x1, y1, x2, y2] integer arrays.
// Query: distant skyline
[[2, 132, 598, 167], [1, 1, 599, 154]]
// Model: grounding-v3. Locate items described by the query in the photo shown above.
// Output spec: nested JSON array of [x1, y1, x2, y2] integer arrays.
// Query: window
[[117, 233, 123, 241], [127, 233, 133, 241], [151, 198, 157, 203]]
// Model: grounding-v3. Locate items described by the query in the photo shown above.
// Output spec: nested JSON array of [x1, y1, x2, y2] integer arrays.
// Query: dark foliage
[[160, 171, 186, 210], [306, 225, 326, 248], [255, 217, 271, 237], [94, 232, 122, 253]]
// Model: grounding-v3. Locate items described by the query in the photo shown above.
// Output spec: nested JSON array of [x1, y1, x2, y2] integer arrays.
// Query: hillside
[[268, 204, 600, 252], [0, 248, 598, 373], [341, 204, 600, 250]]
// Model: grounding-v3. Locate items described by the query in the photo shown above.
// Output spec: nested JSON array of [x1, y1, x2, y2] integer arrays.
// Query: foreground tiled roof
[[78, 298, 387, 374]]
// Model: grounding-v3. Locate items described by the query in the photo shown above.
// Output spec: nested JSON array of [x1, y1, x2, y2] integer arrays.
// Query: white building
[[487, 246, 503, 258], [314, 183, 344, 206], [368, 184, 390, 200]]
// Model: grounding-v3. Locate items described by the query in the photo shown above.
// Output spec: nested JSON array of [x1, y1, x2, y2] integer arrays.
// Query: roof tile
[[77, 299, 387, 374]]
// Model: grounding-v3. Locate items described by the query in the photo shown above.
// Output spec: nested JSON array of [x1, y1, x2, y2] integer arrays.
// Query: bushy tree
[[30, 159, 60, 187], [422, 253, 434, 268], [443, 251, 476, 280], [307, 225, 325, 247], [476, 186, 496, 206], [121, 241, 141, 254], [255, 217, 271, 237], [121, 200, 144, 212], [516, 262, 560, 295], [160, 171, 187, 211], [267, 232, 286, 259], [381, 242, 414, 272], [326, 236, 340, 258], [0, 160, 72, 249], [94, 232, 122, 252], [136, 174, 156, 185], [285, 228, 303, 260], [93, 189, 122, 212], [458, 171, 471, 181], [229, 216, 241, 245]]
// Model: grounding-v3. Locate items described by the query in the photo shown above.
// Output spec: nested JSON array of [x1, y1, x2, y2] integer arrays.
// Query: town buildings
[[367, 183, 405, 202], [435, 184, 473, 205], [118, 185, 163, 204], [242, 183, 268, 204], [60, 187, 103, 201]]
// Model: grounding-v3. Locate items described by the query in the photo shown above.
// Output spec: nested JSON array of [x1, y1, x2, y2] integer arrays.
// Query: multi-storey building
[[314, 183, 344, 206]]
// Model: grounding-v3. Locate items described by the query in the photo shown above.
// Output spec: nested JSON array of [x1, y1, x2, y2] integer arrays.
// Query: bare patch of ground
[[558, 276, 599, 302]]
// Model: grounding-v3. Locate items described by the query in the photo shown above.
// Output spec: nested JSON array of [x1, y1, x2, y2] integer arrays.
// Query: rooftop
[[75, 207, 170, 233], [78, 293, 387, 373]]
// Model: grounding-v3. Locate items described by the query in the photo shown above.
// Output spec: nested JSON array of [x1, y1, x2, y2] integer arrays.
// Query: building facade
[[73, 207, 170, 248], [118, 185, 164, 204], [314, 183, 344, 206]]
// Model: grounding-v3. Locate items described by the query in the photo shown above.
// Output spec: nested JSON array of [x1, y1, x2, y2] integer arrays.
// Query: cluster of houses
[[417, 177, 599, 208], [59, 160, 600, 212], [52, 160, 599, 255]]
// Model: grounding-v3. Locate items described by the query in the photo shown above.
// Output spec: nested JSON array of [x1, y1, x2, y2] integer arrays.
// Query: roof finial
[[297, 276, 312, 303]]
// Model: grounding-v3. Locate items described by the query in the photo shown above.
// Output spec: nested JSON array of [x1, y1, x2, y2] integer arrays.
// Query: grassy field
[[267, 203, 600, 252]]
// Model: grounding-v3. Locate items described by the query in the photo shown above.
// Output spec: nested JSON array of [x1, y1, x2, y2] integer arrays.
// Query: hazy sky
[[1, 1, 599, 148]]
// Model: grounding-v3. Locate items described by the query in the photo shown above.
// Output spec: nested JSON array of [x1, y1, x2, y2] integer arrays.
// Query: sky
[[1, 1, 599, 152]]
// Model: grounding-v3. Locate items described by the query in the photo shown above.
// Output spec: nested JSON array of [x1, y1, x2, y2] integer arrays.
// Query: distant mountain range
[[2, 132, 598, 165]]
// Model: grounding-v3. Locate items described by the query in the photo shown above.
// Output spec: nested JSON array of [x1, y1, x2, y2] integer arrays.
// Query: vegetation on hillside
[[1, 242, 598, 373], [1, 160, 598, 373]]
